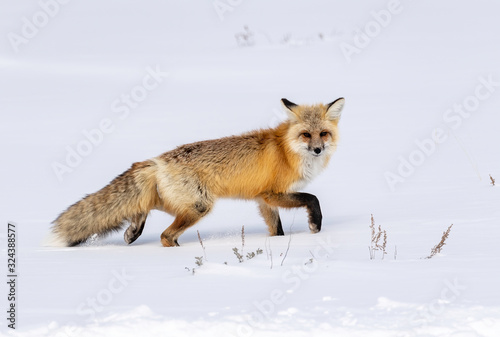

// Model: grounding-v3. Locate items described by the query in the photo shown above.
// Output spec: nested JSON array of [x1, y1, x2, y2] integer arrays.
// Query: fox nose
[[313, 147, 322, 155]]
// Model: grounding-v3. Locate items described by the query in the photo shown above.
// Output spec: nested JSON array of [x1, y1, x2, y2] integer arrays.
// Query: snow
[[1, 0, 500, 336]]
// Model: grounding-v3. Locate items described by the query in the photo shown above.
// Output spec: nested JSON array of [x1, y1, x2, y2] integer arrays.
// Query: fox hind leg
[[156, 171, 214, 247], [160, 213, 197, 247], [160, 206, 211, 247], [257, 199, 284, 236], [160, 200, 213, 247], [124, 213, 148, 244]]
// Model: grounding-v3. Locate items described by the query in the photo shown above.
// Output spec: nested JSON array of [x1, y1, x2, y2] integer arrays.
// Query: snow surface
[[1, 1, 500, 336]]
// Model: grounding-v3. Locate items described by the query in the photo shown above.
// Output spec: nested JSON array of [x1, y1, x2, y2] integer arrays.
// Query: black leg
[[260, 192, 322, 233]]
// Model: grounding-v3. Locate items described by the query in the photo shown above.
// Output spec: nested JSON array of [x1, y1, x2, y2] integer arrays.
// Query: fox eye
[[320, 131, 328, 137], [302, 132, 311, 138]]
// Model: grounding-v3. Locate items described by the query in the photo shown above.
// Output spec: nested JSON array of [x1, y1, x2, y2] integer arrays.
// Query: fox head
[[281, 98, 345, 159]]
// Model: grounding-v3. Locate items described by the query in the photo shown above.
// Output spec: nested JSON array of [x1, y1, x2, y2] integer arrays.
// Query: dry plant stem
[[233, 247, 244, 263], [281, 229, 292, 266], [368, 246, 375, 260], [270, 248, 273, 269], [490, 174, 496, 186], [265, 237, 273, 269], [268, 239, 273, 269], [382, 231, 387, 260], [369, 214, 387, 260], [241, 225, 245, 254], [281, 214, 296, 266], [370, 214, 376, 243], [426, 224, 454, 259], [309, 250, 316, 260], [197, 230, 207, 261]]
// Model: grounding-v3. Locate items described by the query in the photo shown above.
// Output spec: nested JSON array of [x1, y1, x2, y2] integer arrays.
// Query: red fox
[[50, 98, 345, 247]]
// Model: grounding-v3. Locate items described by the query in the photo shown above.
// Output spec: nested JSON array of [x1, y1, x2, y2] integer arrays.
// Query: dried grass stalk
[[426, 224, 454, 259]]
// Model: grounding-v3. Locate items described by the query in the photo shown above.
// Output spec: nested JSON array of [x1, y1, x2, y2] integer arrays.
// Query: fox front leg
[[257, 199, 285, 236], [260, 192, 322, 233]]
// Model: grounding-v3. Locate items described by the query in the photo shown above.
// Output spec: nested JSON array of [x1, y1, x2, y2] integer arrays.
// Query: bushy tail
[[49, 160, 159, 247]]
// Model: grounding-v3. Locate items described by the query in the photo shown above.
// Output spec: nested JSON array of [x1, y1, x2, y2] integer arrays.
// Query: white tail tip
[[43, 231, 68, 247]]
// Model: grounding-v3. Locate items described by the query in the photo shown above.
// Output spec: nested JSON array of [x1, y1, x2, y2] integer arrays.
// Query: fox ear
[[325, 97, 345, 120], [281, 98, 299, 121]]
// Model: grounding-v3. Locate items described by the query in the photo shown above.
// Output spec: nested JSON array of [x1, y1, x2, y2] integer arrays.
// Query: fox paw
[[124, 228, 141, 245], [309, 223, 321, 233], [161, 234, 179, 247]]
